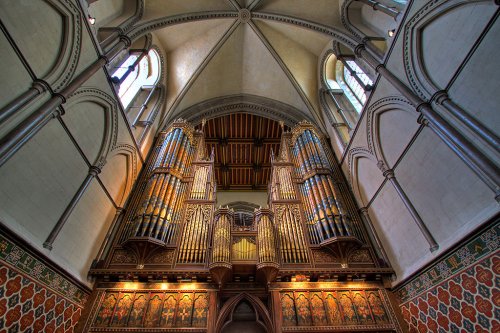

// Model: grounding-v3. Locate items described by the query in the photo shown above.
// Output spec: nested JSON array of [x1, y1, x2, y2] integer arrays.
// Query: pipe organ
[[290, 121, 364, 264], [84, 119, 401, 333]]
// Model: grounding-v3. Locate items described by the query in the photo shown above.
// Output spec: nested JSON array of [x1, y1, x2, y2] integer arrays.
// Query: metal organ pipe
[[292, 126, 362, 243]]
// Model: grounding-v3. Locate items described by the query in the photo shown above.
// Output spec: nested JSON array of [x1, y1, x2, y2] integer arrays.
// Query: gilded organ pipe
[[288, 122, 365, 265], [125, 120, 195, 243], [177, 127, 216, 264]]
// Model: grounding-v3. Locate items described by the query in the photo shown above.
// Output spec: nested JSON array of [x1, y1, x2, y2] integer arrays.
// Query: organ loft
[[78, 118, 403, 332]]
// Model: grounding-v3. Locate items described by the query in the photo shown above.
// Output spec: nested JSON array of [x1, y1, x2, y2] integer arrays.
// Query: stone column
[[0, 35, 131, 168], [378, 161, 438, 252], [92, 207, 125, 267], [355, 0, 401, 20], [358, 207, 391, 266], [355, 44, 500, 198], [432, 90, 500, 153], [43, 166, 101, 250], [0, 80, 49, 124]]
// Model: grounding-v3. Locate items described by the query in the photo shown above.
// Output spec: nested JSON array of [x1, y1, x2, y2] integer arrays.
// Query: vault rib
[[247, 20, 327, 131], [159, 19, 241, 130]]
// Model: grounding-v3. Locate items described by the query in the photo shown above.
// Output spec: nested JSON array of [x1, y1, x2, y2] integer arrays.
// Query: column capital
[[354, 44, 366, 57], [417, 114, 429, 126], [377, 160, 394, 178], [89, 166, 102, 176], [430, 90, 449, 105], [32, 80, 51, 94], [119, 34, 132, 48]]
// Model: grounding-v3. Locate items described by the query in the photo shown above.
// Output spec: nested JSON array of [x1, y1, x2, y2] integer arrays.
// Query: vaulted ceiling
[[101, 0, 356, 189], [130, 0, 348, 132]]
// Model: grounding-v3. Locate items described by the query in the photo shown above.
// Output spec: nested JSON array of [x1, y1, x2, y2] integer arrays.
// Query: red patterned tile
[[5, 304, 21, 327], [492, 257, 500, 275], [0, 267, 7, 286], [475, 266, 493, 287], [33, 289, 45, 308], [19, 310, 34, 331], [20, 283, 35, 302], [449, 307, 462, 327], [437, 312, 449, 331], [475, 295, 493, 317], [427, 293, 438, 309], [427, 318, 438, 333], [5, 276, 21, 297], [437, 287, 450, 306], [33, 314, 46, 333], [55, 299, 65, 316], [461, 302, 476, 323], [461, 274, 478, 294], [449, 280, 463, 299], [44, 294, 56, 312], [45, 320, 56, 333], [0, 299, 7, 317]]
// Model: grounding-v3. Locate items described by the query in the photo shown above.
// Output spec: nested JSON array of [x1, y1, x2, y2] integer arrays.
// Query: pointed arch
[[365, 96, 417, 167], [347, 147, 378, 207], [66, 87, 119, 168], [215, 293, 274, 333]]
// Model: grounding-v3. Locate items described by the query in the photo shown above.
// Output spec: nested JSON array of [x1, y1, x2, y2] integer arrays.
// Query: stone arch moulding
[[127, 11, 361, 51], [170, 94, 315, 130], [40, 0, 82, 92], [366, 96, 417, 168], [66, 87, 119, 168], [215, 293, 274, 333], [108, 143, 138, 206], [347, 147, 378, 207], [403, 0, 490, 99], [341, 0, 366, 39]]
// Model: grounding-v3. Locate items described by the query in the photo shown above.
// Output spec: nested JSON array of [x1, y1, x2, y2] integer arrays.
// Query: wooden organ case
[[80, 120, 403, 333]]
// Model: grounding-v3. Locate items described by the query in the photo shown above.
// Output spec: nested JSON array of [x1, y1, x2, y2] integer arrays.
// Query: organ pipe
[[124, 120, 195, 245], [291, 125, 361, 242], [177, 127, 216, 264]]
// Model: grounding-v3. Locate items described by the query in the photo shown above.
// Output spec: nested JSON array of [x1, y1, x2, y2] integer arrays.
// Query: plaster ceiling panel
[[253, 20, 321, 117], [253, 19, 331, 56], [156, 19, 233, 52], [257, 0, 342, 28], [239, 24, 310, 116], [174, 23, 245, 113], [163, 19, 237, 116], [236, 0, 255, 8], [143, 0, 233, 21], [175, 24, 310, 118]]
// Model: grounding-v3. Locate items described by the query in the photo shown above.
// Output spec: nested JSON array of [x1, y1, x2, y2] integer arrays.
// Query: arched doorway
[[221, 300, 267, 333], [215, 293, 274, 333]]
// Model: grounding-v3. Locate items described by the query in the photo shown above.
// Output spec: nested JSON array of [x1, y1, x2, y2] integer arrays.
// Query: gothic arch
[[347, 147, 379, 207], [215, 293, 274, 333], [173, 94, 312, 129], [341, 0, 365, 39], [403, 0, 492, 99], [107, 143, 138, 206], [127, 11, 361, 51], [3, 0, 82, 92], [365, 96, 417, 168], [66, 87, 119, 168]]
